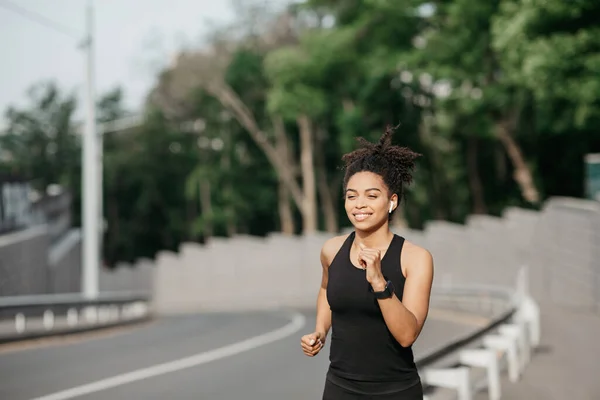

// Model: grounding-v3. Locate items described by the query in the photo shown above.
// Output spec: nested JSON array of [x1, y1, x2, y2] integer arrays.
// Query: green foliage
[[2, 0, 599, 265], [1, 82, 79, 191], [493, 0, 600, 127], [267, 84, 328, 120]]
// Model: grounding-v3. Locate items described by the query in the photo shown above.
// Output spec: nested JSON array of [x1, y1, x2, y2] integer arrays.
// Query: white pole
[[82, 0, 99, 300], [98, 116, 103, 261]]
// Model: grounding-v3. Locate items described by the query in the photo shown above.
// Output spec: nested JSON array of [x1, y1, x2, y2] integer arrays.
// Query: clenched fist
[[358, 242, 386, 289], [300, 331, 326, 357]]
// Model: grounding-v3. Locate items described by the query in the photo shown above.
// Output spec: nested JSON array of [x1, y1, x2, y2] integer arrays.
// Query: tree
[[147, 9, 324, 234], [102, 107, 198, 265], [492, 0, 600, 200], [493, 0, 600, 129], [407, 0, 541, 207], [0, 81, 79, 195], [297, 0, 448, 227], [263, 28, 356, 232]]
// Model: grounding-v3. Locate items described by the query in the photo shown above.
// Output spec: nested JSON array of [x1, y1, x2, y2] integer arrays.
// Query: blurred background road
[[0, 310, 481, 400]]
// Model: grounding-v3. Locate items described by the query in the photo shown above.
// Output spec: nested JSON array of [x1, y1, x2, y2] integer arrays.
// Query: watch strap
[[371, 280, 394, 299]]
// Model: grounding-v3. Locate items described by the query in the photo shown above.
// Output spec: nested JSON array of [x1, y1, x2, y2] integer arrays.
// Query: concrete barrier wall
[[47, 228, 82, 294], [0, 225, 153, 298], [527, 197, 600, 311], [3, 195, 596, 313], [0, 226, 50, 296], [0, 225, 82, 296], [395, 210, 538, 290], [152, 233, 328, 313], [151, 197, 600, 314], [98, 258, 154, 296]]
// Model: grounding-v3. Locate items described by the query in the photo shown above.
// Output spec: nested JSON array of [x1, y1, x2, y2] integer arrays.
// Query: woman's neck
[[353, 224, 394, 250]]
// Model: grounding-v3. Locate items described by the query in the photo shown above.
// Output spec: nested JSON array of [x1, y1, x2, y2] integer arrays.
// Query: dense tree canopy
[[1, 0, 598, 266]]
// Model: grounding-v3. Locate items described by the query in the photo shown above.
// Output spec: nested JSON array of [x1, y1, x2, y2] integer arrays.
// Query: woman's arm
[[371, 244, 434, 347], [301, 236, 345, 357], [314, 240, 335, 339]]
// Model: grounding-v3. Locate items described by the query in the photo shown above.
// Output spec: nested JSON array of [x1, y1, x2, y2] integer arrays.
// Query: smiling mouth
[[353, 213, 372, 221]]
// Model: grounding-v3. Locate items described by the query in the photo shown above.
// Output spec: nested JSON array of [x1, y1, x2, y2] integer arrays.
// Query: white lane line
[[30, 312, 306, 400]]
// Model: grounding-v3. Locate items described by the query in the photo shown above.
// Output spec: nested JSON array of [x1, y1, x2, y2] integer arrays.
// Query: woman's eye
[[368, 196, 377, 199]]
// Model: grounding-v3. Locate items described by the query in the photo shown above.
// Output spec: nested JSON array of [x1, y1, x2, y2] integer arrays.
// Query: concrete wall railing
[[151, 196, 599, 315]]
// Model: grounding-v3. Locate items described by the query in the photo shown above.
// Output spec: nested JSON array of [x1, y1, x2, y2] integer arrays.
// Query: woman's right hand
[[301, 331, 325, 357]]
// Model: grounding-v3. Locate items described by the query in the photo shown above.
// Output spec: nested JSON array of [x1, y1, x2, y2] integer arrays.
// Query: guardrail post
[[483, 334, 520, 382], [499, 322, 529, 369], [15, 313, 26, 333], [84, 306, 98, 324], [421, 366, 472, 400], [459, 348, 501, 400], [519, 295, 541, 347], [67, 308, 79, 327], [43, 310, 54, 330]]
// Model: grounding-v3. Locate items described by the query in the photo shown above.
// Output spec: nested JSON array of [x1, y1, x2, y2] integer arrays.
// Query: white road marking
[[30, 312, 306, 400]]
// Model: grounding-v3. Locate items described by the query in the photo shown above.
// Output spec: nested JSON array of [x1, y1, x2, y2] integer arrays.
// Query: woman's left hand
[[358, 243, 386, 290]]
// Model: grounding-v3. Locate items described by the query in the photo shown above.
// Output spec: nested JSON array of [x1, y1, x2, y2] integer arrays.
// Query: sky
[[0, 0, 282, 128]]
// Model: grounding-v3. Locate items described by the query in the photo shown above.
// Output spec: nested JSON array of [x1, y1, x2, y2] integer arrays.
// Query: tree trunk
[[496, 143, 507, 182], [466, 137, 487, 214], [495, 120, 540, 204], [297, 114, 318, 234], [315, 127, 338, 233], [221, 126, 236, 237], [106, 195, 119, 265], [199, 179, 213, 237], [273, 116, 295, 235], [277, 180, 295, 234], [207, 83, 304, 211], [187, 196, 197, 240]]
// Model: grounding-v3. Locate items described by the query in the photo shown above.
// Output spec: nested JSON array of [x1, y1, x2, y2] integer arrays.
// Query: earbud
[[389, 201, 394, 214]]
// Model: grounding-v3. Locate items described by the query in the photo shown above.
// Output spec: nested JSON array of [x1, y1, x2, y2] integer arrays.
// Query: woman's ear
[[389, 194, 399, 213]]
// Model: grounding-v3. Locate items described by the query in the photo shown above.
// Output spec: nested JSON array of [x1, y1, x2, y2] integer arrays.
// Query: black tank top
[[326, 231, 420, 394]]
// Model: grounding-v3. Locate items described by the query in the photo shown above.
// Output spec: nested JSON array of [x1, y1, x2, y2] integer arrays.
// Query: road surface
[[0, 309, 480, 400]]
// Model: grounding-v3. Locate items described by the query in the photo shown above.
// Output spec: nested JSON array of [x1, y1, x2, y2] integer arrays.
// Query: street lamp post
[[81, 0, 99, 300]]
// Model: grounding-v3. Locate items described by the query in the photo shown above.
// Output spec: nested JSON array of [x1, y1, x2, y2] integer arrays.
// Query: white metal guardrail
[[0, 292, 152, 344], [420, 266, 540, 400]]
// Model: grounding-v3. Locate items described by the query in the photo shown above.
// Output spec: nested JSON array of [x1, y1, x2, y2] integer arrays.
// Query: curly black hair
[[341, 124, 421, 215]]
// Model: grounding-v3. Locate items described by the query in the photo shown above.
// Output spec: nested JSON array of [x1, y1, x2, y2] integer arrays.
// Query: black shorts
[[322, 378, 424, 400]]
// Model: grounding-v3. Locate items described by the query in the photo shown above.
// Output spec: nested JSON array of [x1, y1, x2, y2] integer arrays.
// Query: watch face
[[375, 280, 394, 298], [386, 280, 394, 293]]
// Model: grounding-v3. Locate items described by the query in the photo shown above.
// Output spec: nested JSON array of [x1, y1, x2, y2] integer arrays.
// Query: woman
[[300, 125, 434, 399]]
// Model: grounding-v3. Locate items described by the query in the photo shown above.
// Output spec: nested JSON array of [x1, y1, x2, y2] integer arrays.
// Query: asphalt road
[[0, 309, 479, 400]]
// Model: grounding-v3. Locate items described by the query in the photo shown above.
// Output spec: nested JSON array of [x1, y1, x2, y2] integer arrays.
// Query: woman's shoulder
[[400, 239, 434, 272], [320, 233, 352, 267]]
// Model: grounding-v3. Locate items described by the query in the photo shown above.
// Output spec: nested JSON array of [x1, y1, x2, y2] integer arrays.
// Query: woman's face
[[344, 171, 396, 231]]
